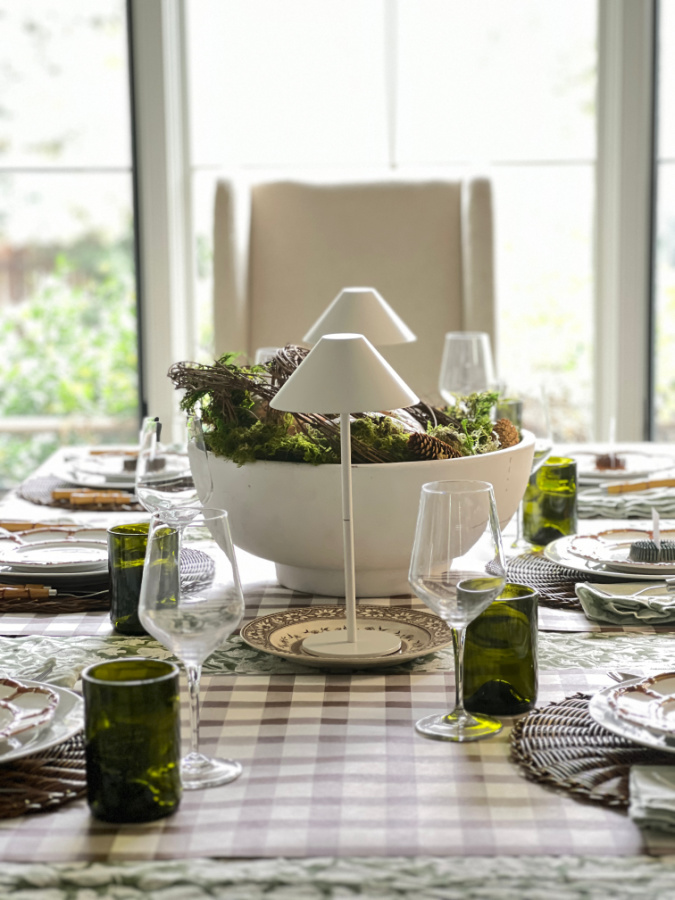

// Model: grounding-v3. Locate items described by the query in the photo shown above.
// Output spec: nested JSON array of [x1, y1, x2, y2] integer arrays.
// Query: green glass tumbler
[[83, 658, 182, 823], [108, 523, 150, 635], [464, 583, 538, 717], [522, 455, 577, 547]]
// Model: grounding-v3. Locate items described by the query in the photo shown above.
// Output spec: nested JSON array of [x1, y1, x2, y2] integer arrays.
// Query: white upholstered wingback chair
[[212, 176, 495, 403]]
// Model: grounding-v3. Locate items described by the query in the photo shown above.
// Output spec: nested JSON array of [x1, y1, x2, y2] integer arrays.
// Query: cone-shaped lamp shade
[[270, 334, 419, 414], [304, 287, 416, 346]]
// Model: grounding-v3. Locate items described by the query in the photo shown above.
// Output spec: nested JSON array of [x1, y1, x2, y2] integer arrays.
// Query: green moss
[[433, 391, 501, 456], [350, 416, 413, 462], [205, 415, 338, 466]]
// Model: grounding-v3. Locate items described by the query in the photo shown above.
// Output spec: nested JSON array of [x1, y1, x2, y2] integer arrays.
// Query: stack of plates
[[60, 453, 138, 490], [0, 677, 83, 764], [0, 527, 109, 586], [544, 528, 675, 581], [570, 449, 675, 486], [590, 673, 675, 754]]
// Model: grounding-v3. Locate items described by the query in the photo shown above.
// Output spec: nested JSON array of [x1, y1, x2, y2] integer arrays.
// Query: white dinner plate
[[570, 448, 675, 484], [0, 680, 83, 764], [0, 540, 108, 572], [10, 527, 109, 544], [590, 674, 675, 755], [543, 535, 673, 581], [567, 530, 675, 575], [0, 678, 59, 741]]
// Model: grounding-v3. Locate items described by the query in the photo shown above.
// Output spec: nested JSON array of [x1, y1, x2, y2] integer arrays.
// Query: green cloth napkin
[[630, 766, 675, 833], [575, 582, 675, 624]]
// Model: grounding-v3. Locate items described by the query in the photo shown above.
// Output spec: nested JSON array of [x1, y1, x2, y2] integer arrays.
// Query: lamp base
[[302, 629, 402, 658]]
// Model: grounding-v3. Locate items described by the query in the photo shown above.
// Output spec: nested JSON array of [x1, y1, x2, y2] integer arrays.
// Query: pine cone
[[408, 432, 462, 460], [494, 418, 520, 449]]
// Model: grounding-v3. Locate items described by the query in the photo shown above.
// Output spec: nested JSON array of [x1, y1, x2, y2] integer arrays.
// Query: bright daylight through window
[[0, 0, 138, 488], [187, 0, 597, 442]]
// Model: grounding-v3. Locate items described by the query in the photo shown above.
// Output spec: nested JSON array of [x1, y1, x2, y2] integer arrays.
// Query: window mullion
[[595, 0, 655, 440], [128, 0, 194, 440]]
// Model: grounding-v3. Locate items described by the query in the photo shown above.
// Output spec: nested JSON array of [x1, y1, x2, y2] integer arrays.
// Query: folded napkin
[[630, 766, 675, 832], [578, 486, 675, 519], [575, 581, 675, 624]]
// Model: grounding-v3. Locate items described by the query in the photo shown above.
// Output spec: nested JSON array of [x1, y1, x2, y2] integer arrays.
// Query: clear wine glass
[[438, 332, 497, 406], [135, 417, 202, 534], [409, 480, 506, 742], [139, 508, 245, 789], [501, 386, 554, 551]]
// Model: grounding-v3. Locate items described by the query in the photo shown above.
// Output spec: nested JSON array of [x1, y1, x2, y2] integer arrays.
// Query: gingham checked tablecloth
[[1, 667, 674, 862], [2, 576, 675, 636]]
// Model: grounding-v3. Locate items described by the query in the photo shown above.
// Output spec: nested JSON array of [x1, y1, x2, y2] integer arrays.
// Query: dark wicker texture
[[510, 693, 675, 807], [506, 552, 620, 610], [0, 587, 110, 615], [0, 732, 86, 818], [17, 475, 143, 511]]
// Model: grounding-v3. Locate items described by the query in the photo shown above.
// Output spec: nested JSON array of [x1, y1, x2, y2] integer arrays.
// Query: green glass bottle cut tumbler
[[522, 456, 577, 547], [107, 523, 150, 635], [83, 658, 182, 823], [464, 582, 538, 717]]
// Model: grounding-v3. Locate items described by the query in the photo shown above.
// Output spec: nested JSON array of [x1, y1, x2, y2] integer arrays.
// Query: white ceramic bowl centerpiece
[[191, 429, 534, 597]]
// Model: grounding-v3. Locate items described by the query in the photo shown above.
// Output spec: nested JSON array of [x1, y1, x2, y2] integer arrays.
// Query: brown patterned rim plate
[[590, 673, 675, 753], [240, 606, 453, 670], [0, 682, 83, 765]]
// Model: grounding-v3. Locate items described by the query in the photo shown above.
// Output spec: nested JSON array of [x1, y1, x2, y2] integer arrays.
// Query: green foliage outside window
[[0, 254, 139, 486]]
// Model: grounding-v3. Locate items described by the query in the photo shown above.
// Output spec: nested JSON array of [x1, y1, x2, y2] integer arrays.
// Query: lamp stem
[[340, 411, 357, 643]]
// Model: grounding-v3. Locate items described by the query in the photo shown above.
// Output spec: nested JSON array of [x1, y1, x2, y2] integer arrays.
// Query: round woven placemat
[[507, 552, 621, 610], [17, 475, 143, 511], [510, 693, 675, 807], [0, 732, 86, 818]]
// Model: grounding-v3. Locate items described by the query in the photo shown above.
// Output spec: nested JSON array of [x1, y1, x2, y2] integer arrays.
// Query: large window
[[186, 0, 597, 441], [0, 0, 138, 486], [655, 0, 675, 441]]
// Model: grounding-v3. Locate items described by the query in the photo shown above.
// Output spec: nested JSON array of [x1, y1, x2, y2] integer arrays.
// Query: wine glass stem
[[186, 663, 203, 757], [453, 626, 467, 714]]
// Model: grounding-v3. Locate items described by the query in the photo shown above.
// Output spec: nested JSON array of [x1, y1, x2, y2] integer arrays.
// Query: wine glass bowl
[[139, 508, 245, 789], [409, 480, 506, 742], [438, 332, 497, 406], [135, 417, 202, 529]]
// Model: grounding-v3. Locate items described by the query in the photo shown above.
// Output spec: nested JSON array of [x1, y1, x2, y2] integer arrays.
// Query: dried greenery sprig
[[168, 346, 516, 465]]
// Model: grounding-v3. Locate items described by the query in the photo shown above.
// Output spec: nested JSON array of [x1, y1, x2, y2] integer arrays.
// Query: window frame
[[128, 0, 659, 442]]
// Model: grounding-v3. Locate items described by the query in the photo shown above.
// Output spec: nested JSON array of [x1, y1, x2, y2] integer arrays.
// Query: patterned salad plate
[[543, 535, 673, 581], [240, 606, 453, 670], [590, 673, 675, 755], [567, 529, 675, 575], [0, 678, 59, 742]]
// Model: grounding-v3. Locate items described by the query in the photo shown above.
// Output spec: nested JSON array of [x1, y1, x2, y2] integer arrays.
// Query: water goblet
[[135, 417, 203, 534], [139, 508, 245, 789], [438, 332, 497, 406], [409, 480, 506, 742]]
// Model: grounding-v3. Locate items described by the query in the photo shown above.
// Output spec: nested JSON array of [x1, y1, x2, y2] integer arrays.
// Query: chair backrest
[[213, 175, 495, 402]]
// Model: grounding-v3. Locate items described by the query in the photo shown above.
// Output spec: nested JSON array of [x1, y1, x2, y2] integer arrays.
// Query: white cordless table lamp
[[304, 287, 416, 346], [270, 333, 419, 658]]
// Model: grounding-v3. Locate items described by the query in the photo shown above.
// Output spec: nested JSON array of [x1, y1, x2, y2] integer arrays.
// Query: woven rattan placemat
[[0, 732, 86, 818], [0, 588, 110, 615], [17, 475, 143, 512], [511, 694, 675, 807], [507, 552, 619, 610]]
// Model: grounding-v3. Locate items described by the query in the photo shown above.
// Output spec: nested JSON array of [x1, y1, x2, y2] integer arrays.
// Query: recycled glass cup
[[464, 582, 538, 717], [522, 456, 577, 547], [83, 658, 182, 823], [107, 523, 150, 635]]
